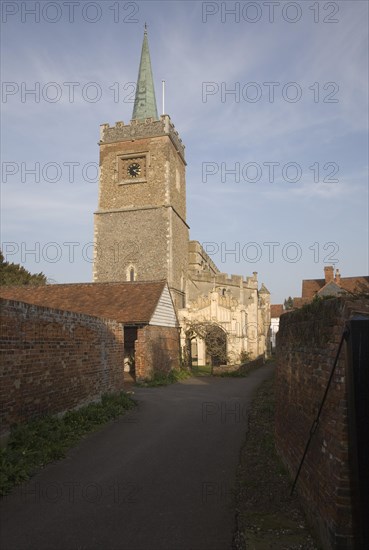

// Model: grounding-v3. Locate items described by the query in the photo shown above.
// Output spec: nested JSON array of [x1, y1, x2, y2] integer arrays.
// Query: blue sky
[[1, 0, 368, 303]]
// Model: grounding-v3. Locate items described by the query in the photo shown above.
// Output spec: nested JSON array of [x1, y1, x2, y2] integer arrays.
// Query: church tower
[[93, 27, 189, 308]]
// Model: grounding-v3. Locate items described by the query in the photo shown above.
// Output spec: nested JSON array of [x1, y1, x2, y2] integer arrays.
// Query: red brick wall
[[0, 299, 125, 436], [275, 297, 369, 550], [135, 325, 180, 380]]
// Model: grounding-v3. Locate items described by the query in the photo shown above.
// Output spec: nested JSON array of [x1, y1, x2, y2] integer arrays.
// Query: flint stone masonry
[[94, 115, 189, 310], [94, 209, 169, 282], [100, 115, 185, 162], [275, 296, 369, 550], [97, 136, 186, 218], [0, 299, 125, 437]]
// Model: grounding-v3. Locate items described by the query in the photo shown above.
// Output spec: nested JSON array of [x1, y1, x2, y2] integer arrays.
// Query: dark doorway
[[124, 326, 137, 380], [205, 325, 227, 366]]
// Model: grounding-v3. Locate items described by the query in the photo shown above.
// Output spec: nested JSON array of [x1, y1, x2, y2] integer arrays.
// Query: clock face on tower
[[128, 162, 141, 178], [117, 154, 147, 184]]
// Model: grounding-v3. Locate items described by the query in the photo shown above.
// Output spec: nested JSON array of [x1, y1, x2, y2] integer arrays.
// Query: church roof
[[132, 26, 159, 121], [0, 281, 169, 325]]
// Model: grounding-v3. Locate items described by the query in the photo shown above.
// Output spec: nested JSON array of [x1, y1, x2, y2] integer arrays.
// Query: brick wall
[[0, 299, 125, 436], [135, 325, 180, 380], [275, 297, 369, 550]]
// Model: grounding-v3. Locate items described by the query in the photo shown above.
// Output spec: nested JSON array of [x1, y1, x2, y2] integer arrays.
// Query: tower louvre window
[[126, 265, 137, 282]]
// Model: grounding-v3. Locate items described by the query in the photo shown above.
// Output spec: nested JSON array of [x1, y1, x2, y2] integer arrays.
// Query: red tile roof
[[271, 304, 284, 318], [301, 276, 369, 300], [337, 276, 369, 294], [0, 281, 167, 324]]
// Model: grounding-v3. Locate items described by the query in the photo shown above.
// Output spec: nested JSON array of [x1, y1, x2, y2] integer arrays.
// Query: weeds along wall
[[275, 296, 369, 550], [0, 298, 125, 436]]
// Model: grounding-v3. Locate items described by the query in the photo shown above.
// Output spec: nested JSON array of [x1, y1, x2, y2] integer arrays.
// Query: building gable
[[318, 281, 348, 297], [150, 284, 178, 328]]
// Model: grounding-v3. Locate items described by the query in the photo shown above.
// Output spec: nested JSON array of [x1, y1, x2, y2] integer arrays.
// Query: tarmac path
[[0, 366, 274, 550]]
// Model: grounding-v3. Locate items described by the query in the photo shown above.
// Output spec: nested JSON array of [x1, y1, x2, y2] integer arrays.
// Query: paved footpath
[[0, 366, 274, 550]]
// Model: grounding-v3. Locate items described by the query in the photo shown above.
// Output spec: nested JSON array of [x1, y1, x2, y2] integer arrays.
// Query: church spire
[[132, 24, 159, 121]]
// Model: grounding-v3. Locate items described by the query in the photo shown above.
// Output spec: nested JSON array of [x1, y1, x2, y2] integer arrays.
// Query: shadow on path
[[0, 365, 274, 550]]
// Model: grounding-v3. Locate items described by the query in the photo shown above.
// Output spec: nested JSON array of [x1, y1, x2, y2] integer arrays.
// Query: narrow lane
[[0, 366, 274, 550]]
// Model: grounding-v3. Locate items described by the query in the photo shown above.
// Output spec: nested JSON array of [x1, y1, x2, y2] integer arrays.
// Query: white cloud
[[1, 0, 368, 300]]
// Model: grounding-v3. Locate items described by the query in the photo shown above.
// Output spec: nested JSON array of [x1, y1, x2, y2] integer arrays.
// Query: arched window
[[126, 264, 137, 282]]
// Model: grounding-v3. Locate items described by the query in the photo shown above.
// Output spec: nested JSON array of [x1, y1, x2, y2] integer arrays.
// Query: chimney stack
[[335, 268, 341, 285], [324, 266, 334, 283]]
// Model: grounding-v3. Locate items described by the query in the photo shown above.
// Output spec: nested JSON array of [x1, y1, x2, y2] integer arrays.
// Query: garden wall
[[0, 298, 125, 436], [135, 325, 180, 380], [275, 297, 369, 549]]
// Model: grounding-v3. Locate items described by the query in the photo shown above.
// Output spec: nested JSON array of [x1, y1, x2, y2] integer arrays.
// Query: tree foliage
[[185, 321, 228, 367], [283, 296, 294, 310], [0, 251, 47, 286]]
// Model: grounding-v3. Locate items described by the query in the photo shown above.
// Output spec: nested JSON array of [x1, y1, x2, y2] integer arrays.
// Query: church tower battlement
[[99, 116, 185, 161], [93, 27, 189, 309]]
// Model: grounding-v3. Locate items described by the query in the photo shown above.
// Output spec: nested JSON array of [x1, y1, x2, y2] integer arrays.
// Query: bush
[[239, 351, 251, 364]]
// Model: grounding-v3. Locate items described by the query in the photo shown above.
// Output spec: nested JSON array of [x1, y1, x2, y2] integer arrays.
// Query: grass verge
[[190, 364, 213, 376], [218, 360, 272, 378], [135, 368, 192, 387], [0, 391, 136, 497], [218, 367, 255, 378], [233, 372, 320, 549]]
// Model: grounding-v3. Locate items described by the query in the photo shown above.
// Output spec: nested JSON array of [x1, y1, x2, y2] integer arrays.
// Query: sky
[[1, 0, 368, 303]]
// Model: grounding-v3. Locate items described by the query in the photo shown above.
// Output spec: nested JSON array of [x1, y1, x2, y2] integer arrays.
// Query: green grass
[[136, 368, 191, 387], [219, 362, 267, 378], [0, 392, 136, 496], [218, 369, 248, 378], [190, 364, 213, 376], [234, 374, 320, 549]]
